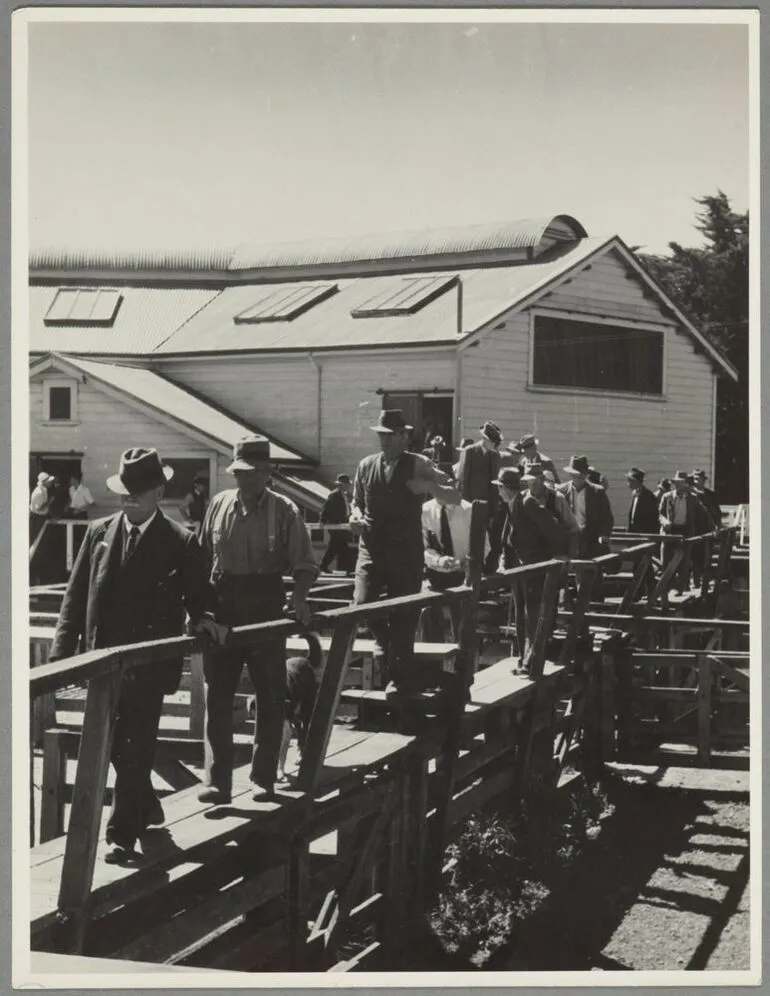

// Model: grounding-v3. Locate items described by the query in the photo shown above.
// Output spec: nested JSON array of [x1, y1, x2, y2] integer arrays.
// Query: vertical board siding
[[318, 351, 456, 482], [30, 377, 215, 521], [460, 254, 716, 502], [156, 356, 319, 459]]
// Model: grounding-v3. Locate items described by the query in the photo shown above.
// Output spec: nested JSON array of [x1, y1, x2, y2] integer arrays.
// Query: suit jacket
[[501, 493, 565, 567], [628, 486, 659, 534], [319, 489, 349, 525], [458, 441, 501, 508], [658, 491, 714, 535], [516, 451, 560, 484], [50, 510, 212, 693], [561, 480, 615, 556], [696, 487, 722, 527]]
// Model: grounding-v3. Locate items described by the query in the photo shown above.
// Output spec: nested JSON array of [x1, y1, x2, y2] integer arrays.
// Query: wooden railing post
[[297, 618, 358, 792], [558, 563, 596, 668], [697, 655, 713, 766], [56, 667, 123, 953]]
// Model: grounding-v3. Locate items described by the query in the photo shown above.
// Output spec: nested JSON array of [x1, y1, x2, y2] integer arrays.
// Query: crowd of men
[[45, 412, 722, 864]]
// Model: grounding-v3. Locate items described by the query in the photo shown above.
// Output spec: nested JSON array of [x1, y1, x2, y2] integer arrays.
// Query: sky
[[24, 15, 751, 256]]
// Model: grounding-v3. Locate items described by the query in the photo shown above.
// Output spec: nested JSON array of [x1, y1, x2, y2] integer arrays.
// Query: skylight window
[[234, 283, 337, 324], [351, 275, 457, 318], [44, 288, 123, 327]]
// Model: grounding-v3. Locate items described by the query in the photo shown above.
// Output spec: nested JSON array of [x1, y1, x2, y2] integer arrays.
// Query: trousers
[[203, 576, 286, 791], [353, 556, 423, 688], [320, 532, 354, 573], [106, 675, 166, 849]]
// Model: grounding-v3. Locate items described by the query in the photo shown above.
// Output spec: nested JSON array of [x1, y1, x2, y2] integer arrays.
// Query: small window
[[48, 387, 72, 421], [351, 275, 456, 318], [234, 284, 337, 324], [44, 288, 123, 327], [532, 314, 664, 396]]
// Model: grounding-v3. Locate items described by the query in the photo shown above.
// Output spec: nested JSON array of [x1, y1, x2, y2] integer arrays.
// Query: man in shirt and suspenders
[[199, 435, 319, 802], [349, 409, 460, 700]]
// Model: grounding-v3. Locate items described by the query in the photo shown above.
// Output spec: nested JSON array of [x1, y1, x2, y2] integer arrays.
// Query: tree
[[638, 192, 749, 504]]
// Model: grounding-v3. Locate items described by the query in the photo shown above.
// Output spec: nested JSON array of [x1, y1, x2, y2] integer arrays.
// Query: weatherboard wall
[[460, 257, 715, 492]]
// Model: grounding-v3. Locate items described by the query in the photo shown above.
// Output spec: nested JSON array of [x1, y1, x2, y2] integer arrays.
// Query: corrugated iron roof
[[56, 355, 306, 463], [155, 239, 608, 355], [29, 286, 221, 355], [228, 216, 587, 271], [30, 215, 587, 275]]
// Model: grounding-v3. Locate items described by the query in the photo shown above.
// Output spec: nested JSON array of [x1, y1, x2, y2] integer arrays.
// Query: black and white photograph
[[14, 6, 758, 985]]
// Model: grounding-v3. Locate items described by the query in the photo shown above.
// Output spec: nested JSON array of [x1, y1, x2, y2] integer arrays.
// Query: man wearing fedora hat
[[457, 420, 504, 572], [658, 471, 714, 591], [626, 468, 659, 535], [452, 437, 474, 479], [49, 447, 220, 862], [199, 435, 319, 801], [29, 471, 55, 542], [691, 468, 722, 527], [561, 455, 614, 559], [319, 473, 355, 573], [508, 434, 560, 484], [349, 409, 460, 698]]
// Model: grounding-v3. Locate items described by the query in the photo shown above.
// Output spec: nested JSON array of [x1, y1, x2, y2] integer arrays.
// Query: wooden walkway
[[26, 515, 746, 971]]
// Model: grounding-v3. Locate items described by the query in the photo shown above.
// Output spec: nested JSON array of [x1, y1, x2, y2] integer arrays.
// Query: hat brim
[[370, 424, 413, 434], [227, 457, 272, 474], [563, 466, 586, 476], [106, 464, 173, 495]]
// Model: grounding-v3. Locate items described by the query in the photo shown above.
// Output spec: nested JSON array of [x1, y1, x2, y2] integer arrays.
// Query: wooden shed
[[28, 215, 736, 508]]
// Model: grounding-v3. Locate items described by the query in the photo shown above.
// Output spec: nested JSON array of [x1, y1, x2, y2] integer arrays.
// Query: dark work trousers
[[106, 675, 166, 850], [662, 526, 690, 590], [422, 570, 465, 642], [354, 558, 423, 689], [203, 575, 286, 792], [320, 532, 353, 573], [521, 572, 545, 663]]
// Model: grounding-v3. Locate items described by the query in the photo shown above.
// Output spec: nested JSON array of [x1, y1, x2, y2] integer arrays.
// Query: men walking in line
[[319, 474, 354, 573], [48, 448, 219, 862], [199, 435, 319, 802], [626, 467, 659, 534], [561, 455, 614, 558], [457, 420, 504, 572], [509, 433, 560, 484], [349, 409, 460, 700]]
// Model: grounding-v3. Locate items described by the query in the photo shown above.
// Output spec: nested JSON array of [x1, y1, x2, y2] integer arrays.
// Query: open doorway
[[382, 392, 454, 468], [30, 453, 82, 518]]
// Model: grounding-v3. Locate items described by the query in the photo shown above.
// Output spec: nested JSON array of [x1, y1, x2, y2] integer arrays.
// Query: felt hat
[[370, 409, 413, 434], [36, 472, 55, 486], [335, 474, 351, 485], [659, 477, 672, 491], [586, 467, 602, 485], [456, 437, 474, 451], [226, 435, 272, 473], [564, 454, 590, 477], [491, 467, 521, 489], [106, 448, 173, 495], [692, 468, 707, 479], [429, 435, 444, 447], [626, 467, 645, 483], [510, 433, 538, 453], [672, 470, 690, 485], [480, 420, 502, 445]]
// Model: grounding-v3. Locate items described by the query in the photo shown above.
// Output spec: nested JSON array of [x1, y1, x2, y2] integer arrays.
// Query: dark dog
[[246, 632, 322, 779]]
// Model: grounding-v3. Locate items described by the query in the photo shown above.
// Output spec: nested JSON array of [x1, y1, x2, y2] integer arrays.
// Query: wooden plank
[[697, 656, 713, 766], [709, 655, 750, 692], [56, 670, 123, 953], [618, 552, 653, 613], [287, 843, 311, 970], [558, 564, 596, 667], [113, 862, 287, 964], [40, 729, 67, 844], [647, 546, 684, 608], [188, 651, 205, 739], [297, 619, 358, 792]]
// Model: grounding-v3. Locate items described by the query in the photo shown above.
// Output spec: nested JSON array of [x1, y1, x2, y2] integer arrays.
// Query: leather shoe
[[143, 798, 165, 828], [251, 781, 276, 800], [198, 786, 232, 805], [104, 842, 139, 864]]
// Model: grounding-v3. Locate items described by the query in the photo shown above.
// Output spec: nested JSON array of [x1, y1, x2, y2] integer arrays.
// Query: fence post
[[188, 650, 206, 739], [56, 666, 123, 953], [600, 646, 616, 761], [697, 655, 712, 766]]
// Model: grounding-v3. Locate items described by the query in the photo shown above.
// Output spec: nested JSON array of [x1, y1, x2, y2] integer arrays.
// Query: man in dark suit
[[658, 470, 714, 591], [319, 474, 354, 573], [457, 420, 503, 572], [49, 448, 220, 862], [626, 467, 659, 534], [561, 455, 615, 558], [508, 433, 560, 484], [691, 469, 722, 527]]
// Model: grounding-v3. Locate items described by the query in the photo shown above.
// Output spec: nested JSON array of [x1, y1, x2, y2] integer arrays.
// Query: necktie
[[124, 526, 140, 563], [439, 506, 454, 557]]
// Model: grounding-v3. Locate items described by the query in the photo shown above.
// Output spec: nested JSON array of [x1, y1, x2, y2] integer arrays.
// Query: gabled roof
[[29, 353, 310, 464]]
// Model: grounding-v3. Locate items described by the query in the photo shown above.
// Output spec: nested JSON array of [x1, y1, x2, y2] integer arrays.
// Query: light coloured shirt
[[573, 485, 588, 530], [422, 498, 489, 570], [30, 484, 51, 515], [200, 487, 318, 579], [122, 509, 158, 549], [69, 483, 94, 511]]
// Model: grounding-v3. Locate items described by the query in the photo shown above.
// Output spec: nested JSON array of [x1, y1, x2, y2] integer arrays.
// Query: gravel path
[[490, 764, 751, 973]]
